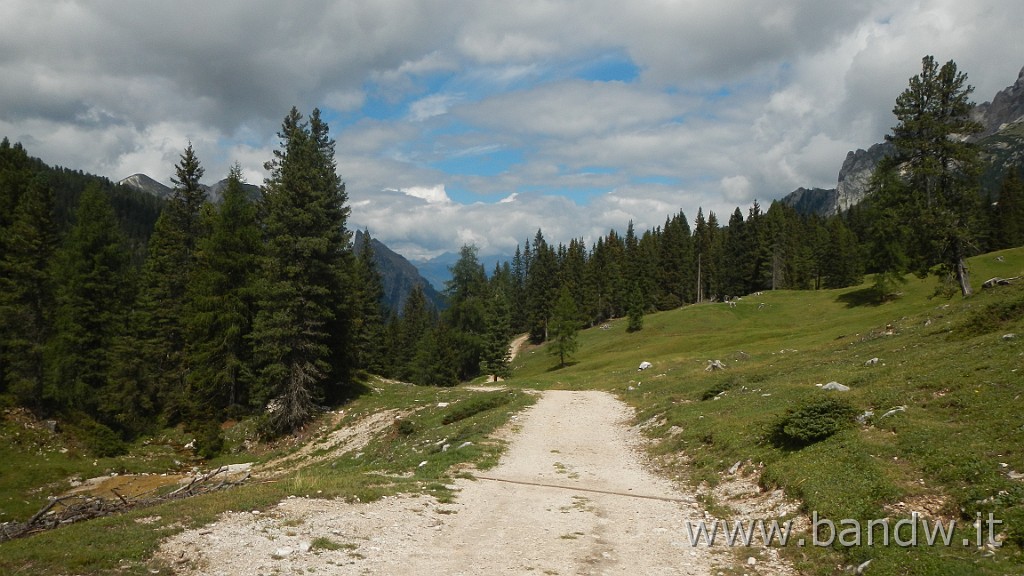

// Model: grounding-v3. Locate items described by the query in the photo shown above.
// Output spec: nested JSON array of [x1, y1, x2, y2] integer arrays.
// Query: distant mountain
[[119, 173, 173, 199], [782, 65, 1024, 216], [411, 251, 460, 292], [411, 251, 506, 291], [354, 230, 446, 314], [118, 174, 260, 203]]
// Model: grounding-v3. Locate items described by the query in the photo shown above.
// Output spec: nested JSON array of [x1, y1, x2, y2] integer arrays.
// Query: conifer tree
[[991, 169, 1024, 248], [525, 230, 558, 342], [885, 56, 983, 297], [351, 230, 387, 375], [251, 107, 353, 433], [480, 288, 513, 381], [393, 284, 435, 381], [442, 244, 488, 380], [0, 177, 57, 403], [129, 144, 208, 422], [46, 185, 133, 419], [549, 285, 580, 368], [626, 283, 644, 333], [185, 165, 261, 419], [866, 158, 912, 300]]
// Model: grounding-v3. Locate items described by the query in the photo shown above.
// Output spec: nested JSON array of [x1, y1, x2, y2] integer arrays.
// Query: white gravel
[[157, 390, 795, 575]]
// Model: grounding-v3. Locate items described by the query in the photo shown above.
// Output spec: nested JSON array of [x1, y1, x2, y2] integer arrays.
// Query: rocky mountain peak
[[972, 65, 1024, 139], [783, 64, 1024, 217]]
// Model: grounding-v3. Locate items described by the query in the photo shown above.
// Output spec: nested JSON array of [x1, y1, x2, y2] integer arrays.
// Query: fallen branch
[[0, 466, 249, 543]]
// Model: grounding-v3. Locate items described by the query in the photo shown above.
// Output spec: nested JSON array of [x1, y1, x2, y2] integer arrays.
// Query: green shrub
[[73, 419, 128, 457], [441, 392, 511, 425], [189, 420, 225, 460], [770, 395, 858, 447], [394, 418, 416, 436]]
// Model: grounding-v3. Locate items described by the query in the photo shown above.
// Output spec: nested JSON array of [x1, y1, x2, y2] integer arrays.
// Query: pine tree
[[991, 169, 1024, 248], [46, 185, 133, 420], [251, 107, 354, 434], [393, 284, 435, 381], [626, 283, 644, 333], [721, 207, 750, 298], [885, 56, 983, 297], [866, 158, 912, 300], [480, 288, 513, 381], [548, 285, 580, 368], [185, 165, 261, 420], [351, 230, 387, 375], [442, 244, 488, 381], [525, 230, 558, 342], [129, 144, 208, 423], [822, 216, 864, 289], [0, 176, 57, 403]]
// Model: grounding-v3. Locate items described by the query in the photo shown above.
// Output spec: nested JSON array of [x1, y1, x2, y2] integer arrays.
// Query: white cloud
[[402, 184, 451, 205], [721, 175, 753, 204], [3, 0, 1023, 265]]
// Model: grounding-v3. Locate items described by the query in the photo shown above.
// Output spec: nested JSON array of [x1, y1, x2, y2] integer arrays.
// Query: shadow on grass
[[331, 378, 375, 404], [836, 287, 883, 308], [546, 361, 579, 372]]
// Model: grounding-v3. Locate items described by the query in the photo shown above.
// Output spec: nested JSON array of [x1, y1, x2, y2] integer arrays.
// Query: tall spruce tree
[[129, 143, 208, 423], [548, 285, 580, 368], [442, 244, 488, 381], [251, 107, 353, 434], [480, 288, 513, 381], [0, 176, 57, 403], [991, 169, 1024, 249], [525, 230, 558, 342], [184, 165, 261, 420], [351, 230, 387, 375], [46, 185, 133, 421], [885, 55, 983, 297]]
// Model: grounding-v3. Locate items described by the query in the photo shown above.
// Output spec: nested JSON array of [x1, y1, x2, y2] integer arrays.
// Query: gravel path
[[158, 390, 781, 575]]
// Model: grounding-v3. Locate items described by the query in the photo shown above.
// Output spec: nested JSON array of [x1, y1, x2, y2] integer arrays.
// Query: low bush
[[770, 394, 858, 447], [441, 392, 511, 425]]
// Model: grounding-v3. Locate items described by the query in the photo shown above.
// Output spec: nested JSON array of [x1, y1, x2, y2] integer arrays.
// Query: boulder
[[705, 359, 726, 371], [821, 382, 850, 392]]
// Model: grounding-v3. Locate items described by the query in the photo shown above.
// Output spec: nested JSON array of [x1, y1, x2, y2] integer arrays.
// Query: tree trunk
[[956, 255, 972, 297]]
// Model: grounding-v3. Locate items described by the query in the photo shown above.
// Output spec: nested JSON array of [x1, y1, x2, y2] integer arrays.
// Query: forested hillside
[[2, 57, 1023, 456]]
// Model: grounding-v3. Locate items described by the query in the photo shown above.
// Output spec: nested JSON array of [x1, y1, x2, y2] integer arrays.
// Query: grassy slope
[[1, 248, 1021, 575], [510, 247, 1024, 575]]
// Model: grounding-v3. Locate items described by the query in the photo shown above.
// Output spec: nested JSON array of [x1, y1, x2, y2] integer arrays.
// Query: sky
[[2, 1, 1022, 263]]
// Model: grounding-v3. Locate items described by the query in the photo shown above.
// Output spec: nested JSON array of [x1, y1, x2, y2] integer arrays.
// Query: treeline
[[3, 61, 1023, 453], [383, 161, 1024, 386], [0, 108, 388, 456]]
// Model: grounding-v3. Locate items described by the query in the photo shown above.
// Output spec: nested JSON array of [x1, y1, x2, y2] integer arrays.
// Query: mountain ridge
[[782, 64, 1024, 216]]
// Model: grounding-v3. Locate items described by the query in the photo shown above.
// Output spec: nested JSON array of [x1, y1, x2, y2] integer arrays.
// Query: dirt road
[[159, 391, 775, 575]]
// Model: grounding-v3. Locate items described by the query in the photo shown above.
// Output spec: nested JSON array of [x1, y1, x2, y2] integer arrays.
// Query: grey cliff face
[[972, 66, 1024, 140], [783, 64, 1024, 217]]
